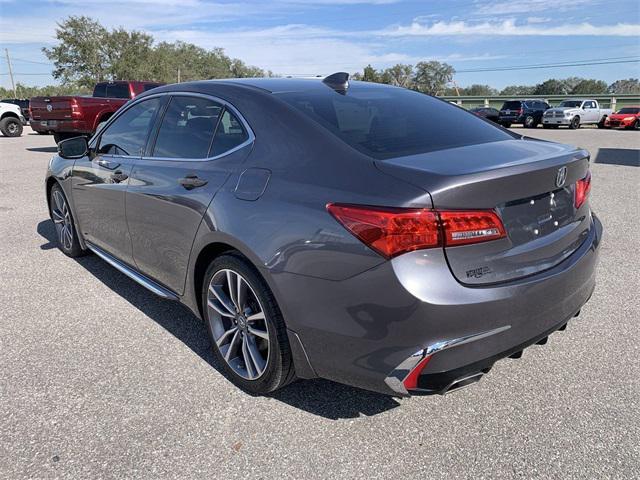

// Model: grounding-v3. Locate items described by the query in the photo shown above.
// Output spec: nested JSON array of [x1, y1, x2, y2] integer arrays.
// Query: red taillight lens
[[575, 171, 591, 209], [327, 204, 506, 258], [439, 210, 506, 247], [326, 204, 440, 259]]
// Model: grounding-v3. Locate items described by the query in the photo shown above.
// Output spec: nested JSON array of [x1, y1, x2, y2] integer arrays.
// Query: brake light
[[575, 171, 591, 209], [327, 204, 506, 259]]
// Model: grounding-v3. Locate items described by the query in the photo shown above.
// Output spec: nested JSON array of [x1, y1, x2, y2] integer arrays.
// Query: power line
[[457, 58, 640, 73]]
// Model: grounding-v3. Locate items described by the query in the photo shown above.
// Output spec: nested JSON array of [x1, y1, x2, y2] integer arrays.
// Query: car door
[[125, 94, 253, 295], [72, 97, 163, 265]]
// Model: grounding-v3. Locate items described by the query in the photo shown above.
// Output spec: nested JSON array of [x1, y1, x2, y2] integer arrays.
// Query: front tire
[[524, 115, 536, 128], [202, 254, 296, 395], [569, 116, 580, 129], [597, 117, 607, 129], [0, 117, 23, 137], [49, 183, 85, 257]]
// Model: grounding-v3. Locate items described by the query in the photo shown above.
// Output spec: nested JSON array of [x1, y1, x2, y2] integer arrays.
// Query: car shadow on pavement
[[593, 148, 639, 167], [27, 146, 58, 153], [37, 219, 401, 419]]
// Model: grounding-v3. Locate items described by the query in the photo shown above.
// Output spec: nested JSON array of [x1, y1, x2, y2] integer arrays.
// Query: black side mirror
[[58, 136, 88, 159]]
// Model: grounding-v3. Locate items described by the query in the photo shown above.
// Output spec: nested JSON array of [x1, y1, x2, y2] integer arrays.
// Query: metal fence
[[439, 94, 640, 111]]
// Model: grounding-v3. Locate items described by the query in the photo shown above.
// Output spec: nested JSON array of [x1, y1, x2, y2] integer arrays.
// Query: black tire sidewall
[[1, 117, 22, 137], [201, 254, 293, 394], [49, 183, 84, 257]]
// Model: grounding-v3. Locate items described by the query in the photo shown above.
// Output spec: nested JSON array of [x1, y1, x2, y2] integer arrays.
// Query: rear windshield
[[617, 107, 640, 114], [501, 101, 522, 110], [277, 86, 513, 160]]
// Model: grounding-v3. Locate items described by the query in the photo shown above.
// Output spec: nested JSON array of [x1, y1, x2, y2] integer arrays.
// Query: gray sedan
[[46, 73, 602, 397]]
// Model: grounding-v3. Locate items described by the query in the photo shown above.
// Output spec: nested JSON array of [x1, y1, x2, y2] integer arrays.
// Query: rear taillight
[[575, 171, 591, 209], [327, 204, 506, 259], [439, 210, 506, 247], [71, 99, 81, 117]]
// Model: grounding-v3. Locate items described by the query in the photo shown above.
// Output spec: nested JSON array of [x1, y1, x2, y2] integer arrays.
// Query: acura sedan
[[46, 74, 602, 396]]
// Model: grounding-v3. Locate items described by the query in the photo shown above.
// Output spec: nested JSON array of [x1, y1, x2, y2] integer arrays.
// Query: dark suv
[[499, 100, 550, 128]]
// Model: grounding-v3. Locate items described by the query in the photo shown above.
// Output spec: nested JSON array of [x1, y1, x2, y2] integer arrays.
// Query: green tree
[[608, 78, 640, 94], [500, 85, 536, 96], [533, 79, 569, 95], [42, 16, 110, 87], [460, 84, 497, 96], [380, 64, 414, 88], [361, 64, 381, 83], [570, 79, 608, 95], [412, 61, 455, 95]]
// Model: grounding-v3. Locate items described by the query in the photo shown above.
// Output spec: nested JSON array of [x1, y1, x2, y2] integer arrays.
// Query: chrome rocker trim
[[384, 325, 511, 397], [85, 242, 179, 301]]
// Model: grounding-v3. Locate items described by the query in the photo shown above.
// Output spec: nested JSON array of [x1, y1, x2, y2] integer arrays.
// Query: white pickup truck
[[0, 102, 25, 137], [542, 99, 612, 129]]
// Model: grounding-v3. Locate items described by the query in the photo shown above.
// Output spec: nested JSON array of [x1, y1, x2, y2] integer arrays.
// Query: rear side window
[[98, 98, 161, 156], [93, 83, 107, 98], [278, 87, 513, 160], [210, 109, 249, 157], [501, 101, 522, 110], [152, 96, 222, 159], [106, 83, 131, 99]]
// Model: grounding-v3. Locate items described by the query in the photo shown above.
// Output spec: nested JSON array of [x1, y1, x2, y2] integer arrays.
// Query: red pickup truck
[[30, 81, 163, 143]]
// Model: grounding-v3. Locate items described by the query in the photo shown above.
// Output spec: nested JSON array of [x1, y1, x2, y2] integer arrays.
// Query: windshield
[[277, 86, 514, 160], [558, 101, 583, 108], [617, 107, 640, 114]]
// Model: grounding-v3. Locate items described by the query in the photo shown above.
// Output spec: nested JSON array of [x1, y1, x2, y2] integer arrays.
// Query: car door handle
[[110, 170, 128, 183], [97, 159, 120, 170], [179, 175, 208, 190]]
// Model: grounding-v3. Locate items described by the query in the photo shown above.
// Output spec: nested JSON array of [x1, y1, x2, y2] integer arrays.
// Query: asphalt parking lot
[[1, 126, 639, 479]]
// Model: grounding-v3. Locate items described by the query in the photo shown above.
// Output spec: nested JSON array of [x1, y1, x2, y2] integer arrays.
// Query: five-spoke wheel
[[49, 184, 84, 257]]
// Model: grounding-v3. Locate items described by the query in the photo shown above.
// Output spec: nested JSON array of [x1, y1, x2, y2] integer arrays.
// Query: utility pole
[[4, 49, 17, 98], [177, 68, 181, 83]]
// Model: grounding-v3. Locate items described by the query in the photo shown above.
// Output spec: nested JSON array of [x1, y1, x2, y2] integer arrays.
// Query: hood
[[610, 112, 639, 119]]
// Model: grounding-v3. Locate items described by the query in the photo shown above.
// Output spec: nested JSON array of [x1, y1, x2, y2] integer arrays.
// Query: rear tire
[[202, 253, 296, 395], [0, 117, 23, 137], [49, 183, 86, 258], [597, 117, 607, 129], [569, 116, 580, 129]]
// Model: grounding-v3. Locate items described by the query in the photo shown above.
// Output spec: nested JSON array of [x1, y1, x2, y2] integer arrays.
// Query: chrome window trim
[[90, 91, 255, 163]]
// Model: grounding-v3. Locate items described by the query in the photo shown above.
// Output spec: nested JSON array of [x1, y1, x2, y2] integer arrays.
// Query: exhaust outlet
[[442, 372, 484, 395]]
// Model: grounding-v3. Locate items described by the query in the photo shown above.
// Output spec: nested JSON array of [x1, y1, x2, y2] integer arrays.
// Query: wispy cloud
[[384, 19, 640, 37], [473, 0, 598, 15]]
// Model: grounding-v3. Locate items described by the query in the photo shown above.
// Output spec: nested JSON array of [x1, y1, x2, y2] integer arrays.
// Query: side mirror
[[58, 136, 88, 159]]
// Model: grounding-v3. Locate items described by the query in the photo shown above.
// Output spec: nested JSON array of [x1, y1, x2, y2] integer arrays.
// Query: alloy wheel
[[51, 189, 73, 250], [7, 122, 18, 135], [207, 268, 270, 380]]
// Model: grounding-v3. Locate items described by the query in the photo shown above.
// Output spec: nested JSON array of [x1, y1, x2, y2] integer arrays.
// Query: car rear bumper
[[271, 212, 602, 396], [29, 119, 90, 134]]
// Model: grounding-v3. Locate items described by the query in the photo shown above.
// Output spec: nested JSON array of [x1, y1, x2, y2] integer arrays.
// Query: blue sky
[[1, 0, 639, 89]]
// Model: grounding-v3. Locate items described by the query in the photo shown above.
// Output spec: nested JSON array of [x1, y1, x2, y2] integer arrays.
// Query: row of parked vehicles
[[470, 99, 639, 130], [2, 84, 639, 138]]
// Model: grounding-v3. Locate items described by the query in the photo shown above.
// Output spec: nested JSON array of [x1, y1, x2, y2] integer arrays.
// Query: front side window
[[152, 96, 222, 159], [279, 86, 514, 160], [210, 109, 249, 157], [98, 98, 161, 156]]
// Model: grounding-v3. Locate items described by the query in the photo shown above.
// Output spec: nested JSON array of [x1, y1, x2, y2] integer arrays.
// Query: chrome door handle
[[179, 175, 208, 190], [97, 158, 120, 170]]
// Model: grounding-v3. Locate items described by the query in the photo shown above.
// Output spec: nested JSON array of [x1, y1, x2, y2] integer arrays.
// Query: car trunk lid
[[376, 138, 592, 285]]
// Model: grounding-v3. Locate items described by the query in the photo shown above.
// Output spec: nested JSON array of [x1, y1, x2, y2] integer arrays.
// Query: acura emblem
[[556, 166, 568, 188], [46, 104, 53, 112]]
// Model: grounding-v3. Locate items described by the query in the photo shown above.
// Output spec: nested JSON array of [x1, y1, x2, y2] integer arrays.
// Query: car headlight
[[565, 112, 573, 117]]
